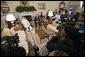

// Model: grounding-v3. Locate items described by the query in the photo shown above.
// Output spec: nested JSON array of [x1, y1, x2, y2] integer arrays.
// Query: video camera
[[1, 33, 20, 47], [77, 23, 84, 39], [57, 20, 79, 30], [57, 20, 84, 40]]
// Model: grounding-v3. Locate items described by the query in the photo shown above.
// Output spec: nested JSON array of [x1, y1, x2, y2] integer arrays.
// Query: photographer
[[1, 33, 26, 56], [1, 32, 38, 56], [46, 25, 84, 56]]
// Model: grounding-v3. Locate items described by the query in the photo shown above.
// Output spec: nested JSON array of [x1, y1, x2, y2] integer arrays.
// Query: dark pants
[[35, 22, 41, 28], [27, 42, 39, 56]]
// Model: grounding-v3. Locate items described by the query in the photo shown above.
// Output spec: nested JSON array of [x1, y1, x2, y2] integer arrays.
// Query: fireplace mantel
[[18, 12, 35, 20]]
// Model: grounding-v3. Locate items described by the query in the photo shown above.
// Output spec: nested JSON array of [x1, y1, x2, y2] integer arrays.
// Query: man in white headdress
[[21, 17, 32, 31]]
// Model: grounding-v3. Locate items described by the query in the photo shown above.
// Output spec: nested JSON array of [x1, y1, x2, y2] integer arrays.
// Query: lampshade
[[6, 14, 16, 21], [48, 11, 53, 17]]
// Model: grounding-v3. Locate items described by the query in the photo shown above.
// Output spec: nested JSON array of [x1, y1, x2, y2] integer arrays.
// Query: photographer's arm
[[26, 40, 35, 56]]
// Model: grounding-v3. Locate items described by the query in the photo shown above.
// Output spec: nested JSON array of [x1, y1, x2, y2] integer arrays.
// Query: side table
[[14, 24, 23, 31]]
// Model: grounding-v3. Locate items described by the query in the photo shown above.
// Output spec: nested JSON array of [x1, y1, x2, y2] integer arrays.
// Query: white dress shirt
[[53, 14, 60, 20]]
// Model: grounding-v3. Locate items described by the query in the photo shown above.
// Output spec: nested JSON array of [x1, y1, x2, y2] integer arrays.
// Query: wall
[[1, 1, 83, 15], [1, 15, 8, 30], [68, 1, 84, 13], [1, 1, 69, 15], [29, 1, 61, 15], [1, 1, 65, 30], [1, 1, 84, 30], [7, 1, 20, 12]]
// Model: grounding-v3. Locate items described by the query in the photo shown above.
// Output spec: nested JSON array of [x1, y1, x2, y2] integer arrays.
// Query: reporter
[[46, 25, 83, 56]]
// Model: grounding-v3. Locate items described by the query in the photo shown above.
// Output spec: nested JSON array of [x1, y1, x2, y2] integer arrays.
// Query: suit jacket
[[46, 36, 83, 56], [34, 16, 41, 26], [60, 14, 66, 20]]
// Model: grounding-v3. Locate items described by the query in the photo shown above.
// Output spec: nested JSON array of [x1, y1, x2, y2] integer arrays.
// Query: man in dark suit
[[34, 14, 41, 28]]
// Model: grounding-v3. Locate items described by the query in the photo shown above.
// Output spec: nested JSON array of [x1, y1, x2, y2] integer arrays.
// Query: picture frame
[[38, 3, 46, 9], [1, 7, 10, 14], [59, 2, 65, 8], [20, 1, 29, 7], [1, 1, 8, 5]]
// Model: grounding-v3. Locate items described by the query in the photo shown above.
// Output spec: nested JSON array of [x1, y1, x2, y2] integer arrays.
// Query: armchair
[[47, 20, 61, 33]]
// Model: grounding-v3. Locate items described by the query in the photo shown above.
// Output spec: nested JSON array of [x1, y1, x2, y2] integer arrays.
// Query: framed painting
[[1, 7, 10, 14], [1, 1, 8, 5], [38, 3, 46, 9], [59, 2, 65, 9], [20, 1, 29, 7]]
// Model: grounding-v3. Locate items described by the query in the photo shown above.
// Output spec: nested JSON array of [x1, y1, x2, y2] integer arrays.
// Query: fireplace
[[18, 12, 34, 22]]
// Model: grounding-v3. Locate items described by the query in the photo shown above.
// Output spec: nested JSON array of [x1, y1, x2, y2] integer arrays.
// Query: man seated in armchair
[[20, 16, 33, 32], [34, 14, 41, 29]]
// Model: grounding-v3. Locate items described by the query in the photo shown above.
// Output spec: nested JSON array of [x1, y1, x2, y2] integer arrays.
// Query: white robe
[[21, 17, 32, 31]]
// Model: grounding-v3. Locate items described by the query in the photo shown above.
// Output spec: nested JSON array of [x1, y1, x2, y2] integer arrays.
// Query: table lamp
[[48, 11, 53, 21], [6, 14, 16, 26]]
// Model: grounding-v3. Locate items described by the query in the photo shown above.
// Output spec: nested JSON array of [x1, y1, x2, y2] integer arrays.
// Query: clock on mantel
[[59, 2, 65, 12]]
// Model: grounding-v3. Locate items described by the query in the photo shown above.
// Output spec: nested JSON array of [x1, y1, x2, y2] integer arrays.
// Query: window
[[80, 1, 84, 8]]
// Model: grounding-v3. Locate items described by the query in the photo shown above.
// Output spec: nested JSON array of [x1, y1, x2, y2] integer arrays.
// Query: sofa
[[47, 19, 61, 33]]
